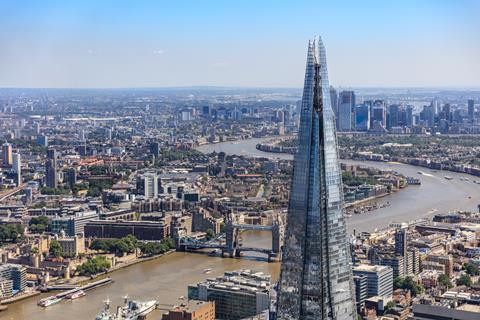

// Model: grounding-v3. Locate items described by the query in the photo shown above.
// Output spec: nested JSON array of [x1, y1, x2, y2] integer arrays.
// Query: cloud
[[153, 50, 165, 55]]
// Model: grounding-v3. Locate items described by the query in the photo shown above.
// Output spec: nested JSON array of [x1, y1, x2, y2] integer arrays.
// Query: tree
[[139, 238, 175, 256], [76, 256, 111, 276], [0, 224, 24, 243], [384, 301, 396, 314], [464, 262, 479, 276], [49, 239, 63, 258], [29, 216, 50, 233], [393, 276, 424, 296], [438, 274, 453, 289], [89, 236, 138, 256], [457, 274, 472, 287]]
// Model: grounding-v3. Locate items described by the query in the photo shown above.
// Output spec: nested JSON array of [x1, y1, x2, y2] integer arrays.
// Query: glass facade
[[276, 37, 356, 320]]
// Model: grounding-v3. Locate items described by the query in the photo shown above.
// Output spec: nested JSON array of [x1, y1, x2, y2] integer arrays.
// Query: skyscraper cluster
[[328, 92, 478, 134]]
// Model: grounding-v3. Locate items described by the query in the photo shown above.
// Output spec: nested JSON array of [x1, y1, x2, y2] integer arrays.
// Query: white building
[[12, 153, 21, 186], [144, 173, 158, 199]]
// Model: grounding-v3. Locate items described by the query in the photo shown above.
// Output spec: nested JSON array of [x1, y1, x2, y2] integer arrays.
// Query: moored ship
[[66, 290, 86, 300], [95, 296, 157, 320], [38, 296, 63, 307]]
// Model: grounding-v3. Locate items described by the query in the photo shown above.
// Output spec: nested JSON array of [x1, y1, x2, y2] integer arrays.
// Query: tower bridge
[[177, 212, 284, 262], [224, 212, 284, 262]]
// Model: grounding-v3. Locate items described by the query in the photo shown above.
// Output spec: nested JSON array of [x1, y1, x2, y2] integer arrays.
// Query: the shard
[[276, 37, 357, 320]]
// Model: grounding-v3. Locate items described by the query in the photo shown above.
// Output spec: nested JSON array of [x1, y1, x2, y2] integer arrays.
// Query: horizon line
[[1, 85, 480, 91]]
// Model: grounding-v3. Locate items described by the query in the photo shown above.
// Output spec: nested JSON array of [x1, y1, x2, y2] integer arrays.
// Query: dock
[[38, 277, 113, 306]]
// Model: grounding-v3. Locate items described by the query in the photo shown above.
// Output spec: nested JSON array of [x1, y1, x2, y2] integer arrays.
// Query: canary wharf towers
[[276, 37, 357, 319]]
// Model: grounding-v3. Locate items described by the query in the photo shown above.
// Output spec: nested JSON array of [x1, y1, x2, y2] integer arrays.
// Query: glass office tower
[[276, 37, 356, 320]]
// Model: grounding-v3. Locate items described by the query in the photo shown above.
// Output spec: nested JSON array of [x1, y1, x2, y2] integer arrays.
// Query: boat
[[38, 296, 63, 307], [417, 171, 423, 175], [444, 176, 453, 180], [123, 299, 157, 319], [95, 296, 157, 320], [95, 299, 114, 320], [66, 290, 86, 300], [203, 268, 212, 274]]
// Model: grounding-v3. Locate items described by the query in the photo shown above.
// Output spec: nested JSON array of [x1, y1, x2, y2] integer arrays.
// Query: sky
[[1, 0, 479, 88]]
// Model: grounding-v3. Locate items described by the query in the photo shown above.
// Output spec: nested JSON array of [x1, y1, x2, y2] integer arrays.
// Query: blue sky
[[1, 0, 479, 88]]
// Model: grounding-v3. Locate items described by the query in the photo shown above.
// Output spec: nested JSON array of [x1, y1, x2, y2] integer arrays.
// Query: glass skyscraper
[[276, 37, 357, 320]]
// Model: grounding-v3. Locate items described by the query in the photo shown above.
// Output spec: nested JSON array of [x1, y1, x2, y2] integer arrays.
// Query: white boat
[[444, 176, 453, 180], [122, 299, 157, 320], [38, 296, 63, 307], [66, 290, 86, 300]]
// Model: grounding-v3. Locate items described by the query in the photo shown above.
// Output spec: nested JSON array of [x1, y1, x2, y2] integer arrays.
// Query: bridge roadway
[[231, 224, 273, 231], [235, 247, 273, 255], [0, 185, 24, 202]]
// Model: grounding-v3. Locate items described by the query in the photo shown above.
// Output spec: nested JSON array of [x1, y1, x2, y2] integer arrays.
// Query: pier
[[38, 278, 113, 305]]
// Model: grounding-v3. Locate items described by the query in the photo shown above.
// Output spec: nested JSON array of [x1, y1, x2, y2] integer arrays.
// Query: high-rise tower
[[276, 37, 356, 320]]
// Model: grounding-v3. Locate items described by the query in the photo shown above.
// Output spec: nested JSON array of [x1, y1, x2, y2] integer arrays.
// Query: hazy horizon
[[2, 1, 479, 88]]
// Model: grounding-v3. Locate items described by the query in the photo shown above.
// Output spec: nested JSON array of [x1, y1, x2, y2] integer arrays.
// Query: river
[[4, 138, 480, 319], [197, 138, 480, 232], [3, 231, 279, 320]]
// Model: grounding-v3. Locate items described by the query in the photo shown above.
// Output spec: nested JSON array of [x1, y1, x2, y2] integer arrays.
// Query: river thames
[[4, 137, 480, 319]]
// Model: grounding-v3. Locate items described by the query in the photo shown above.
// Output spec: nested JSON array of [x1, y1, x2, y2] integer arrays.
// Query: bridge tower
[[224, 211, 239, 258], [269, 217, 284, 261]]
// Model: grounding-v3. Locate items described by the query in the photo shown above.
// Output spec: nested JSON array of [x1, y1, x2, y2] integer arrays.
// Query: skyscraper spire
[[276, 37, 357, 320]]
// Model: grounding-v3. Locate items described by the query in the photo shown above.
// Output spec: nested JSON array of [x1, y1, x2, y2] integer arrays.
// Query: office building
[[0, 264, 26, 298], [353, 264, 393, 298], [79, 129, 85, 141], [413, 303, 480, 320], [84, 220, 170, 240], [406, 106, 414, 127], [12, 152, 21, 186], [379, 255, 405, 279], [51, 211, 98, 236], [45, 149, 58, 189], [0, 278, 13, 298], [338, 90, 355, 131], [388, 104, 400, 129], [422, 255, 453, 277], [202, 105, 210, 116], [353, 275, 368, 310], [150, 142, 161, 158], [443, 104, 452, 123], [371, 102, 387, 128], [66, 167, 77, 189], [2, 143, 12, 167], [468, 99, 475, 121], [105, 128, 112, 140], [277, 37, 356, 319], [144, 172, 159, 199], [36, 134, 48, 147], [162, 300, 215, 320], [355, 104, 370, 131], [188, 270, 271, 320]]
